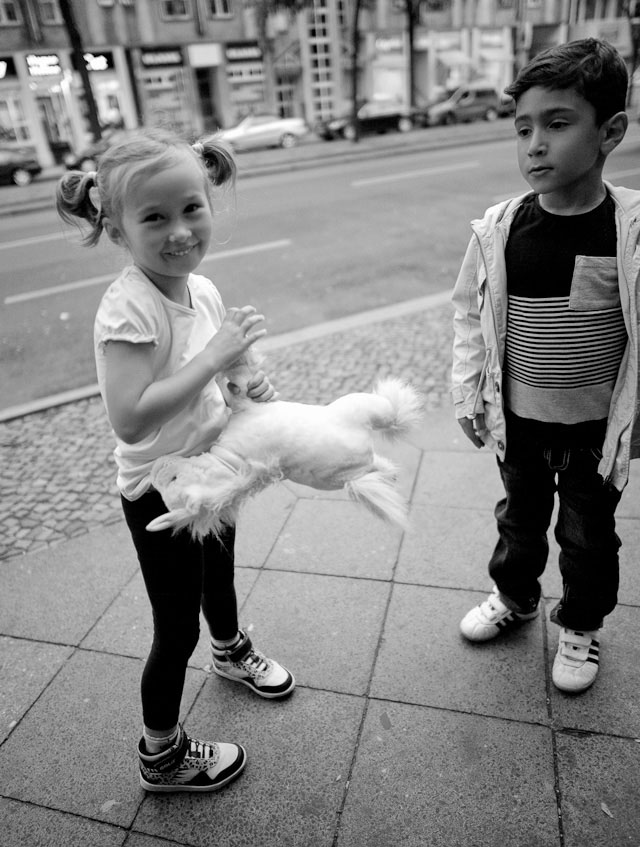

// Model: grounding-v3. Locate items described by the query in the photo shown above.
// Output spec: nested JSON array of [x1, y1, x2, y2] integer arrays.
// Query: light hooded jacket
[[451, 181, 640, 492]]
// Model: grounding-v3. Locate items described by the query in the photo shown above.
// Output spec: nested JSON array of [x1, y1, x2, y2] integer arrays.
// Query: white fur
[[147, 353, 424, 539]]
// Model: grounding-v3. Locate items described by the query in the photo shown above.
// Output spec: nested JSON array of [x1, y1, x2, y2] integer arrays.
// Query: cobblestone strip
[[0, 303, 454, 561]]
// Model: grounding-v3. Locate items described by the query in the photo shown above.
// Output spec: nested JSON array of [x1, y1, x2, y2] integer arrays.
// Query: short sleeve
[[94, 267, 164, 352]]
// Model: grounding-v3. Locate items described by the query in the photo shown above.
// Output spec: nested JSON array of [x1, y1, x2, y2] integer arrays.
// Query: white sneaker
[[139, 725, 246, 792], [552, 628, 600, 693], [211, 630, 295, 699], [460, 586, 539, 642]]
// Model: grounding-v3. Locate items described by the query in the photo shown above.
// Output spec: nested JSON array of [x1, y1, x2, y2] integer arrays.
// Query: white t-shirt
[[94, 265, 230, 500]]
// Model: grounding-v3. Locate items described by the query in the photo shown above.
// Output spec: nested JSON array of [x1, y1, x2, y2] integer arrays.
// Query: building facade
[[0, 0, 635, 168]]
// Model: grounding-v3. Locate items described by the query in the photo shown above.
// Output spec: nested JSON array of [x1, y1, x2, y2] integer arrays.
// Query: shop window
[[205, 0, 232, 17], [0, 0, 21, 24], [0, 95, 31, 142], [159, 0, 192, 20], [38, 0, 62, 24]]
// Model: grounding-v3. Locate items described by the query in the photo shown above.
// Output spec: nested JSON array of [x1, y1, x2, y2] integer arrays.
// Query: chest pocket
[[569, 256, 620, 311]]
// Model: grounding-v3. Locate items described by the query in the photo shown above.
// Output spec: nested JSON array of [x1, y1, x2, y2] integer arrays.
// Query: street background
[[2, 123, 640, 846]]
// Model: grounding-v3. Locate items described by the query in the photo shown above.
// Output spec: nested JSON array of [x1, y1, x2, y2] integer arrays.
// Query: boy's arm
[[450, 236, 488, 424]]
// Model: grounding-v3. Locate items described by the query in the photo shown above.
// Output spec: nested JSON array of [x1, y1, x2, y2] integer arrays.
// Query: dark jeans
[[121, 490, 238, 731], [488, 440, 621, 631]]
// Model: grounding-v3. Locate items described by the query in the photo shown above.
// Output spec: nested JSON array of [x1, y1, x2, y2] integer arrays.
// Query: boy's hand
[[245, 370, 279, 403], [458, 414, 486, 449]]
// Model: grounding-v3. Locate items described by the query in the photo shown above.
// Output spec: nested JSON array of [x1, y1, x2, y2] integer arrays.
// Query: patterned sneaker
[[552, 628, 600, 693], [139, 725, 246, 793], [460, 586, 539, 642], [211, 630, 295, 699]]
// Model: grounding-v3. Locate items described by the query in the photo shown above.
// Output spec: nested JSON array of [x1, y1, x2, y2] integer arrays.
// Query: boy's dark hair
[[504, 38, 628, 125]]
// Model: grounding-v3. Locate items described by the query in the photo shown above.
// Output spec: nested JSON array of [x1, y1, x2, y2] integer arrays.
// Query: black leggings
[[121, 490, 238, 730]]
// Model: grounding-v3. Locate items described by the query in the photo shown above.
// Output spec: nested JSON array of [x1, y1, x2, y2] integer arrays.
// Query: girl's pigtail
[[55, 170, 104, 246], [194, 137, 236, 188]]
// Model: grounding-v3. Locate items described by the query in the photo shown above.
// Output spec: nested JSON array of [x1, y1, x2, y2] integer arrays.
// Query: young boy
[[451, 38, 640, 693]]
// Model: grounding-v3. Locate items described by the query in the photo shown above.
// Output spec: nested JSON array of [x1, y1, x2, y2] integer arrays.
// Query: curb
[[0, 291, 452, 424]]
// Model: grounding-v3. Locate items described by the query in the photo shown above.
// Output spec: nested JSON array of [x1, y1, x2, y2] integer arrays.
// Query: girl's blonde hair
[[55, 127, 236, 246]]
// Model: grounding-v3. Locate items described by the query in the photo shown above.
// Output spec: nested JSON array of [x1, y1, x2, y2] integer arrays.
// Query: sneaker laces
[[242, 648, 269, 674], [187, 736, 216, 760]]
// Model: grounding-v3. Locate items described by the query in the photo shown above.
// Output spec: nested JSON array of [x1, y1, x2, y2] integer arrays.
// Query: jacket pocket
[[569, 256, 620, 311]]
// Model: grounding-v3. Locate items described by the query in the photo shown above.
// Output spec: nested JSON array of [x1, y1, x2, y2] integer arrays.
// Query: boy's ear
[[601, 111, 628, 156]]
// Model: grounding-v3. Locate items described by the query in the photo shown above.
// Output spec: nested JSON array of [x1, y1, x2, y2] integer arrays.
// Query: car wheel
[[280, 133, 298, 149], [12, 168, 33, 187], [484, 107, 498, 122], [398, 116, 413, 133], [79, 157, 98, 172], [443, 112, 457, 126], [343, 124, 357, 141]]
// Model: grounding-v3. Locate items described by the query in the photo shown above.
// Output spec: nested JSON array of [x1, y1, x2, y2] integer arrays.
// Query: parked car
[[216, 114, 309, 151], [63, 128, 133, 171], [0, 145, 42, 187], [420, 83, 502, 127], [315, 98, 415, 141]]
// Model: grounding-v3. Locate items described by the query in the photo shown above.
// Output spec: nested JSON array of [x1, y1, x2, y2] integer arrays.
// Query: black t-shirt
[[504, 193, 621, 448]]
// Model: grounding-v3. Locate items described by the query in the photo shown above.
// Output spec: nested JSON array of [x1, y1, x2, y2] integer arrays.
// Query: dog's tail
[[345, 456, 409, 530], [371, 378, 424, 439]]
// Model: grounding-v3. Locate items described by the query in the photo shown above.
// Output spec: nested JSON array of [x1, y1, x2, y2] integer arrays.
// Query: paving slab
[[238, 569, 390, 695], [398, 503, 500, 588], [0, 522, 136, 644], [265, 498, 403, 579], [0, 637, 73, 744], [546, 602, 640, 738], [0, 650, 203, 826], [0, 797, 127, 847], [372, 584, 549, 723], [337, 699, 560, 847], [79, 564, 260, 670], [411, 449, 505, 510], [133, 686, 364, 847], [556, 732, 640, 846]]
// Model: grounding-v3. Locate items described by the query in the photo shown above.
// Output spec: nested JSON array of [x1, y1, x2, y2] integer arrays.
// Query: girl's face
[[116, 151, 213, 296]]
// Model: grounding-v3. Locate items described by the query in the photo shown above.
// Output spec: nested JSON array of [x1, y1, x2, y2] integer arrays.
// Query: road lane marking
[[351, 160, 479, 188], [3, 239, 292, 304], [0, 231, 70, 252]]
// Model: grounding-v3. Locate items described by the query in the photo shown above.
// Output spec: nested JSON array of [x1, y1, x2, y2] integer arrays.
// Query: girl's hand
[[205, 305, 267, 371], [245, 370, 279, 403]]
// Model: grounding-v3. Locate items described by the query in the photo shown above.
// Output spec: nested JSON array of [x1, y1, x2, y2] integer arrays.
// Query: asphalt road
[[2, 121, 640, 415]]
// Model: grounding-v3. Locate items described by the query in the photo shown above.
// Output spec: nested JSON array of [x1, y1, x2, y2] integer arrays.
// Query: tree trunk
[[59, 0, 102, 141]]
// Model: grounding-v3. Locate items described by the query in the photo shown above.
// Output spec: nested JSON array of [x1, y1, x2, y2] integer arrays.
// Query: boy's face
[[514, 85, 608, 211]]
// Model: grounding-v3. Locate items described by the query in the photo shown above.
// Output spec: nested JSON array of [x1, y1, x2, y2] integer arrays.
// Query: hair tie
[[88, 185, 102, 215], [86, 170, 97, 181]]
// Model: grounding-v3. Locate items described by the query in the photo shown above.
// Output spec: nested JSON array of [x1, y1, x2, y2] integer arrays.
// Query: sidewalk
[[1, 291, 640, 846]]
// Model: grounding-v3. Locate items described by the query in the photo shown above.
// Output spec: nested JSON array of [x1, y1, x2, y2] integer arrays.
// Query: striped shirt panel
[[505, 295, 627, 424]]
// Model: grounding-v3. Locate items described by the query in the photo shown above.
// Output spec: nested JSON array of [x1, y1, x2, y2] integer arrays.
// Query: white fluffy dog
[[146, 353, 424, 540]]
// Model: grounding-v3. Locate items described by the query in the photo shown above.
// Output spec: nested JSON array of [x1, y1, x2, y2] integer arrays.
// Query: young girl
[[56, 128, 294, 793]]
